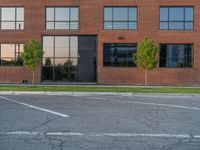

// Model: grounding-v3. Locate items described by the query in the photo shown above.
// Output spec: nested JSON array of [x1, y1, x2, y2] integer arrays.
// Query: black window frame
[[0, 7, 24, 30], [103, 6, 137, 30], [0, 43, 24, 67], [159, 44, 193, 68], [159, 6, 194, 30], [103, 43, 137, 68], [45, 6, 79, 30]]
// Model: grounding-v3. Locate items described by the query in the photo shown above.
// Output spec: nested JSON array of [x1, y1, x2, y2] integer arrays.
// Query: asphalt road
[[0, 94, 200, 150]]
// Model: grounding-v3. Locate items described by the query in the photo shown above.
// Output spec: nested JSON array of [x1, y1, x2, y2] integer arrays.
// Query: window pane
[[113, 22, 128, 29], [55, 36, 69, 57], [103, 44, 112, 66], [70, 58, 78, 67], [46, 22, 54, 29], [1, 22, 15, 29], [1, 44, 15, 58], [70, 36, 78, 58], [185, 22, 193, 30], [70, 8, 78, 21], [0, 44, 24, 66], [127, 45, 137, 67], [43, 36, 54, 57], [113, 8, 128, 21], [160, 22, 168, 29], [16, 21, 24, 30], [70, 22, 78, 29], [103, 43, 137, 67], [1, 58, 16, 66], [55, 8, 69, 21], [43, 58, 54, 66], [129, 8, 137, 21], [169, 22, 184, 30], [55, 58, 70, 66], [16, 8, 24, 21], [104, 22, 112, 29], [129, 22, 137, 29], [42, 66, 53, 80], [54, 65, 70, 81], [46, 8, 54, 21], [169, 8, 184, 21], [160, 8, 168, 21], [1, 8, 15, 21], [104, 8, 112, 21], [15, 44, 22, 57], [159, 45, 167, 67], [185, 8, 193, 21], [55, 22, 69, 29], [113, 44, 128, 67], [159, 44, 193, 68]]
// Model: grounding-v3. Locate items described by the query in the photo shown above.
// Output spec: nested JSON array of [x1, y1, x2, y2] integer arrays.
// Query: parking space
[[0, 94, 200, 150]]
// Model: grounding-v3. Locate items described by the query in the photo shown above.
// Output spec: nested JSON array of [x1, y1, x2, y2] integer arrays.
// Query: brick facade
[[0, 0, 200, 85]]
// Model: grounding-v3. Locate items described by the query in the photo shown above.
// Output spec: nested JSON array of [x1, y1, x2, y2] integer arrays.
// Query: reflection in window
[[46, 7, 79, 30], [104, 7, 137, 30], [42, 36, 78, 81], [0, 7, 24, 30], [103, 43, 137, 67], [159, 44, 193, 68], [160, 7, 193, 30], [0, 44, 24, 66]]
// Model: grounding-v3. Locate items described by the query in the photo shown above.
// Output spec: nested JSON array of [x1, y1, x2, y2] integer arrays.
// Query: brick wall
[[0, 0, 199, 85]]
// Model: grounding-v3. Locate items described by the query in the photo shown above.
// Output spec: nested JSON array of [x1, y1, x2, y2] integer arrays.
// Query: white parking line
[[0, 131, 199, 139], [0, 96, 69, 118], [85, 97, 200, 111]]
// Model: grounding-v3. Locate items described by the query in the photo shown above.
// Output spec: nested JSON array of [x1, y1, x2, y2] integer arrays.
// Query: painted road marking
[[0, 131, 199, 139], [0, 96, 69, 118], [85, 97, 200, 111]]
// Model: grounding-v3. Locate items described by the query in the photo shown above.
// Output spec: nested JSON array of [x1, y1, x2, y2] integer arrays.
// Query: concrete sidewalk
[[0, 83, 200, 88], [0, 91, 200, 97]]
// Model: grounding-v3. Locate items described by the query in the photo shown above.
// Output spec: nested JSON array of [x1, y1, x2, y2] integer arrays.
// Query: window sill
[[158, 67, 194, 69], [103, 66, 137, 69], [159, 29, 194, 32], [0, 30, 24, 32], [0, 66, 24, 68], [44, 29, 79, 31], [103, 29, 137, 31]]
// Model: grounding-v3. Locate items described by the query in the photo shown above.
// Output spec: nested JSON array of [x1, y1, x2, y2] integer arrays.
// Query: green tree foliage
[[134, 37, 159, 86], [21, 40, 43, 85]]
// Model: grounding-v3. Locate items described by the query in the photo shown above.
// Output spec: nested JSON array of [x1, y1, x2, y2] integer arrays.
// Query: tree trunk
[[32, 70, 35, 86], [145, 68, 148, 87]]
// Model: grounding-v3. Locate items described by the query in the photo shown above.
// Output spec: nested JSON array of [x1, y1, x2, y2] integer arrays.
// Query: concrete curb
[[0, 91, 200, 97]]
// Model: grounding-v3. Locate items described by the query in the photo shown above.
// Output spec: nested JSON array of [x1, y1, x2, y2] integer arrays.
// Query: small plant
[[21, 40, 43, 85], [134, 36, 159, 87]]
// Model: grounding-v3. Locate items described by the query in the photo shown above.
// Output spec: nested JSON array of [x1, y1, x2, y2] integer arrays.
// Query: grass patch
[[0, 85, 199, 94]]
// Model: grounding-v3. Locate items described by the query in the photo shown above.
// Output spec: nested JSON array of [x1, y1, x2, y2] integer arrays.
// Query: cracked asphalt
[[0, 94, 200, 150]]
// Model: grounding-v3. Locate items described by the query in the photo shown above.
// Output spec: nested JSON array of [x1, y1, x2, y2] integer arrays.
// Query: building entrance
[[42, 36, 97, 82]]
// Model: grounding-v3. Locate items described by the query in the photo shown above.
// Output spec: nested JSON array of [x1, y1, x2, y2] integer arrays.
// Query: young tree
[[134, 37, 159, 86], [21, 40, 43, 85]]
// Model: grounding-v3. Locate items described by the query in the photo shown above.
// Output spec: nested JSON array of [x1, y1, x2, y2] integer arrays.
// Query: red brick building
[[0, 0, 200, 85]]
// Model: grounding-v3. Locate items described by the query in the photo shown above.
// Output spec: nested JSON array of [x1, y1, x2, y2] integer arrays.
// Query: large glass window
[[0, 44, 24, 66], [160, 7, 193, 30], [0, 7, 24, 30], [104, 7, 137, 30], [159, 44, 193, 68], [42, 36, 78, 81], [46, 7, 79, 30], [103, 43, 137, 67]]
